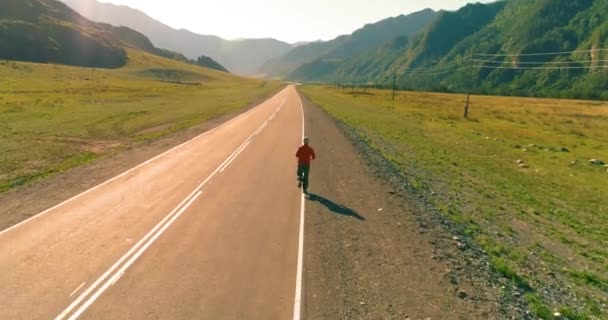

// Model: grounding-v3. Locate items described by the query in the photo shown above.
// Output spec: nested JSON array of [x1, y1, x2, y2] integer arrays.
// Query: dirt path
[[300, 91, 500, 319]]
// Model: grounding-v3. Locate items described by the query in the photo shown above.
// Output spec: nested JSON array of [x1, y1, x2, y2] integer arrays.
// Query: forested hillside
[[290, 0, 608, 100], [261, 9, 437, 78]]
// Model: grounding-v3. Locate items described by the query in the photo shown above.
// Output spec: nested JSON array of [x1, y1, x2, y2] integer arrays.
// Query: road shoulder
[[299, 90, 500, 319]]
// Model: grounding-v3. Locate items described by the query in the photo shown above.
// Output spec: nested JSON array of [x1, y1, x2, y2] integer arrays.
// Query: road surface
[[0, 86, 305, 320]]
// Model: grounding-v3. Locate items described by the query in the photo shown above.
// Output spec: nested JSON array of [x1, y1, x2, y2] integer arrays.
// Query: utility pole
[[392, 67, 397, 100], [464, 55, 474, 118]]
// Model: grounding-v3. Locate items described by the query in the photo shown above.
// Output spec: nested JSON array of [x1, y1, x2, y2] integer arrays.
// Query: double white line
[[55, 97, 287, 320]]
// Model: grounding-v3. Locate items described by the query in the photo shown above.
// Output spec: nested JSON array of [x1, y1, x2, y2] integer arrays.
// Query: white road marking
[[55, 186, 206, 320], [218, 97, 287, 173], [67, 191, 203, 320], [0, 90, 289, 237], [219, 141, 250, 173], [69, 283, 86, 297], [292, 89, 306, 320], [110, 272, 124, 287], [254, 122, 268, 135], [55, 96, 288, 320]]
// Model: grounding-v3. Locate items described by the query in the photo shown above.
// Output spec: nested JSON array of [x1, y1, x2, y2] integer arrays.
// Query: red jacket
[[296, 145, 316, 165]]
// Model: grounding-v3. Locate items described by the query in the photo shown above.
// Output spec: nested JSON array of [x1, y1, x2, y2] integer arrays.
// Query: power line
[[472, 59, 608, 65], [401, 66, 470, 76], [399, 59, 467, 74], [355, 48, 608, 90], [475, 65, 603, 70], [386, 48, 608, 79], [382, 47, 608, 119], [398, 50, 608, 75], [474, 48, 608, 57], [400, 64, 469, 76]]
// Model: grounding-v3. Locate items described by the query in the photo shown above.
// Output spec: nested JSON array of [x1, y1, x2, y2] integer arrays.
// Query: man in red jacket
[[296, 137, 316, 193]]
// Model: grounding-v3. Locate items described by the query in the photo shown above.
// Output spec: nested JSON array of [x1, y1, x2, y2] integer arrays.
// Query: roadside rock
[[458, 290, 468, 299]]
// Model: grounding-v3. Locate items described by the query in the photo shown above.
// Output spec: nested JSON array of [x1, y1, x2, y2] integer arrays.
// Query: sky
[[98, 0, 495, 43]]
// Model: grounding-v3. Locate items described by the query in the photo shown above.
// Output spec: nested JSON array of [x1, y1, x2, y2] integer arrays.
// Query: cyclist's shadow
[[306, 193, 365, 221]]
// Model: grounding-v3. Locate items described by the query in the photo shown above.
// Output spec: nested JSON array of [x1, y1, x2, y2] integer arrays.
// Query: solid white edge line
[[292, 88, 306, 320], [0, 89, 289, 237], [67, 191, 203, 320], [56, 95, 289, 320]]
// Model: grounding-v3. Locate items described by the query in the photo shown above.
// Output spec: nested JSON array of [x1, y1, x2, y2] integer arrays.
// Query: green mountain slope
[[326, 1, 505, 84], [298, 0, 608, 100], [0, 0, 126, 68], [329, 35, 412, 83], [259, 39, 345, 78], [62, 0, 293, 75], [0, 0, 192, 68], [260, 9, 438, 78], [406, 0, 608, 100], [195, 55, 229, 72]]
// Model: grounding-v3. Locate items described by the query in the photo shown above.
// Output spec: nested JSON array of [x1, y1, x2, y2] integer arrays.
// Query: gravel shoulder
[[299, 90, 501, 319]]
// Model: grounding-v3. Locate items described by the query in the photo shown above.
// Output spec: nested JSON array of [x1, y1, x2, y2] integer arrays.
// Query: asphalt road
[[0, 86, 305, 320]]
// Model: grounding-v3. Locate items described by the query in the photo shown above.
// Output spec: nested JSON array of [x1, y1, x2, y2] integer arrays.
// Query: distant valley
[[63, 0, 293, 74]]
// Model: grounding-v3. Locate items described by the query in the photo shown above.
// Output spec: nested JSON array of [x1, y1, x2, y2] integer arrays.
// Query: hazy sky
[[97, 0, 495, 43]]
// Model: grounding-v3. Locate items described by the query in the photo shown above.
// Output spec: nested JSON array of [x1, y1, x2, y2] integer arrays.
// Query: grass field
[[0, 50, 281, 193], [301, 85, 608, 319]]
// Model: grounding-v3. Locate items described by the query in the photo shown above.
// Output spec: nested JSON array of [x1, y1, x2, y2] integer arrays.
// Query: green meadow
[[0, 49, 281, 193], [301, 85, 608, 319]]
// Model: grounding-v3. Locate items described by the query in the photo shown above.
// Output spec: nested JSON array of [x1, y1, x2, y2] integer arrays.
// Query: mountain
[[0, 0, 127, 68], [292, 41, 314, 47], [317, 1, 506, 84], [0, 0, 206, 68], [294, 0, 608, 100], [260, 9, 438, 78], [62, 0, 293, 74], [195, 55, 228, 72], [260, 39, 347, 78], [0, 0, 228, 72]]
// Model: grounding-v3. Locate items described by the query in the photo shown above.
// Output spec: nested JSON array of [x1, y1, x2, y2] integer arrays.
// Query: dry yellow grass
[[301, 85, 608, 319], [0, 49, 281, 192]]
